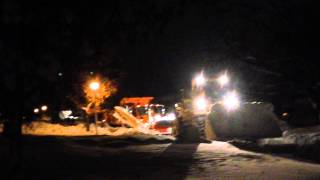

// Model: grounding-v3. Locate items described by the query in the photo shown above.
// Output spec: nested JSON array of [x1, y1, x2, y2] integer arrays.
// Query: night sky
[[0, 0, 319, 114]]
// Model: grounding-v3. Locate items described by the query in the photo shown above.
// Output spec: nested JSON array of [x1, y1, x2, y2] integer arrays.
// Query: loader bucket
[[207, 102, 282, 140]]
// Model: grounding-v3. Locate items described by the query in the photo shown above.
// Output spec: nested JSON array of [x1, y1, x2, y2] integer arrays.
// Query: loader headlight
[[217, 73, 229, 87], [222, 91, 240, 111], [194, 73, 206, 87], [193, 96, 208, 114]]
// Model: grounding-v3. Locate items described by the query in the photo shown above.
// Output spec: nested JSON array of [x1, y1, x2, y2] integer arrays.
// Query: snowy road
[[1, 136, 320, 179]]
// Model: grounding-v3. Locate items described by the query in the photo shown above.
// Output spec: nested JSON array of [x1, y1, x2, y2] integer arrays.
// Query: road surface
[[1, 136, 320, 179]]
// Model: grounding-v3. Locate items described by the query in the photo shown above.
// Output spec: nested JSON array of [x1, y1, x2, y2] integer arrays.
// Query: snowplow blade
[[113, 106, 139, 128], [113, 106, 155, 134]]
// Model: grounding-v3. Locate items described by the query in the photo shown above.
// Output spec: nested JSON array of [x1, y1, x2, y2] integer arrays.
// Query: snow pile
[[257, 125, 320, 147], [283, 125, 320, 136], [283, 126, 320, 146], [284, 133, 320, 146], [258, 137, 291, 144], [20, 106, 158, 136], [22, 121, 156, 136], [0, 106, 156, 136]]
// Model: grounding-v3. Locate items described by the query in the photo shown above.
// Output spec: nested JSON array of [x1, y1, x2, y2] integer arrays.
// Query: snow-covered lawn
[[1, 136, 320, 179], [22, 121, 153, 136], [0, 121, 157, 136]]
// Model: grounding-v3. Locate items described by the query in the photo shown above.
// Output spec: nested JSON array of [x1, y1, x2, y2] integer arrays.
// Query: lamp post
[[89, 81, 100, 134]]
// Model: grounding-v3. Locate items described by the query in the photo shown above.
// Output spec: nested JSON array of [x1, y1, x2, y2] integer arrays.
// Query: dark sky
[[1, 0, 319, 110]]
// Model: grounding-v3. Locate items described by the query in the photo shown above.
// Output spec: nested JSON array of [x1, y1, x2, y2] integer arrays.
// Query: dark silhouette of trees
[[0, 0, 318, 126]]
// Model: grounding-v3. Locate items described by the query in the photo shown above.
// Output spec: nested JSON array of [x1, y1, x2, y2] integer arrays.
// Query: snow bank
[[0, 106, 156, 137], [241, 127, 320, 162], [258, 126, 320, 147], [283, 125, 320, 136], [22, 121, 156, 136], [0, 107, 157, 137], [281, 126, 320, 146]]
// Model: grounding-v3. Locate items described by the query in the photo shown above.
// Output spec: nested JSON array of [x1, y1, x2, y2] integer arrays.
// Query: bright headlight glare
[[154, 115, 162, 121], [153, 113, 176, 121], [217, 73, 229, 87], [222, 91, 240, 111], [194, 73, 206, 87], [166, 113, 176, 121], [167, 127, 173, 133], [194, 96, 208, 112]]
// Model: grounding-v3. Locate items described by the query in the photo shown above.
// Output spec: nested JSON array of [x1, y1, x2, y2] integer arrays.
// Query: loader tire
[[195, 115, 205, 138]]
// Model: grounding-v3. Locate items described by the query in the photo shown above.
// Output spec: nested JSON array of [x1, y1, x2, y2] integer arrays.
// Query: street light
[[34, 108, 39, 114], [217, 73, 229, 87], [41, 105, 48, 111], [89, 82, 100, 91]]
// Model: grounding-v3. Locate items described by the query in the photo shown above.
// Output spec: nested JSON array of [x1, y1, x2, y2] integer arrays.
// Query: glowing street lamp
[[217, 73, 229, 87], [222, 91, 240, 111], [89, 81, 100, 91], [34, 108, 39, 114], [41, 105, 48, 111]]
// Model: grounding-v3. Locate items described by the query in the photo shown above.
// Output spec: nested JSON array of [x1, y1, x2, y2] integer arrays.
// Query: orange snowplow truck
[[120, 97, 154, 123]]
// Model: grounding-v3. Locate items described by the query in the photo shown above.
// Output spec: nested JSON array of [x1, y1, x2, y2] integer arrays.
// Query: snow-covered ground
[[0, 121, 157, 136], [0, 107, 157, 137], [1, 136, 320, 179], [22, 121, 156, 136]]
